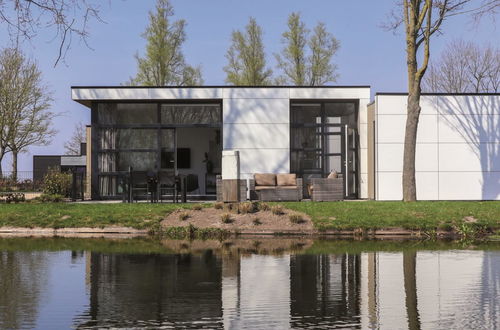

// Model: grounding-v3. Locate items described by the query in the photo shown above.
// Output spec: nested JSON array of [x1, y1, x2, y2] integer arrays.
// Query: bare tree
[[0, 48, 56, 180], [64, 122, 86, 155], [387, 0, 499, 201], [0, 0, 106, 66], [424, 40, 500, 93], [275, 13, 340, 86]]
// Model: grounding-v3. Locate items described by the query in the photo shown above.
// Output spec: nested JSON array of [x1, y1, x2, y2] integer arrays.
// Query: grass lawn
[[0, 201, 499, 233], [282, 201, 500, 231], [0, 203, 193, 229]]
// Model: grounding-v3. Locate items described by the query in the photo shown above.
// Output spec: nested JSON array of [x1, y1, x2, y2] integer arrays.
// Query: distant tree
[[224, 17, 273, 85], [129, 0, 203, 86], [276, 13, 340, 86], [64, 122, 86, 155], [0, 0, 106, 66], [424, 40, 500, 93], [0, 48, 56, 180]]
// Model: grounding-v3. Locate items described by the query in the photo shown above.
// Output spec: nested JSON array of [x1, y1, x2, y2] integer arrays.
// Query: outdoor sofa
[[249, 173, 303, 201]]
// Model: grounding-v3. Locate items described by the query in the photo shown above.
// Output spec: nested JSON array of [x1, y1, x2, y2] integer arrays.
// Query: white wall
[[375, 94, 500, 200]]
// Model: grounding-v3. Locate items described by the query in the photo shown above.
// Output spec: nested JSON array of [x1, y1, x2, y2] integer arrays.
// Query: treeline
[[128, 0, 341, 86]]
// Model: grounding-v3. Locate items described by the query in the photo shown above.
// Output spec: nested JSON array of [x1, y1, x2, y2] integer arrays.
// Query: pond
[[0, 237, 498, 329]]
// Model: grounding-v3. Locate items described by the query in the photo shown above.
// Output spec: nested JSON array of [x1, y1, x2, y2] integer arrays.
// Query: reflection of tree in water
[[290, 254, 361, 328], [403, 251, 421, 330], [75, 251, 223, 329], [0, 251, 49, 329]]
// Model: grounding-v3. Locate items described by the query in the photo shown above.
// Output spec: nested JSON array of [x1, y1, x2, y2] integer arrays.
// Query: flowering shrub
[[42, 170, 71, 196]]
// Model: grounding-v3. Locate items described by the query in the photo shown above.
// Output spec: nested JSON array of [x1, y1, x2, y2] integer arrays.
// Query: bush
[[258, 202, 270, 211], [192, 204, 203, 211], [289, 213, 303, 224], [221, 213, 232, 223], [178, 211, 190, 221], [238, 202, 256, 214], [39, 194, 65, 203], [42, 170, 71, 196], [271, 205, 284, 215]]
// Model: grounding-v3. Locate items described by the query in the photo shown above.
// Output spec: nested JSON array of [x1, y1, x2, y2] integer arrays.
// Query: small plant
[[288, 213, 303, 224], [178, 211, 190, 221], [271, 204, 284, 215], [258, 202, 270, 211], [221, 213, 232, 223], [192, 204, 203, 211], [214, 202, 224, 209], [252, 217, 262, 225], [238, 202, 255, 214], [224, 203, 239, 213], [39, 193, 65, 203]]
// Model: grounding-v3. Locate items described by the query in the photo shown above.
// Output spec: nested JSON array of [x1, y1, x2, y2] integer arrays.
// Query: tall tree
[[129, 0, 203, 86], [276, 13, 340, 86], [388, 0, 499, 201], [424, 40, 500, 93], [0, 48, 55, 180], [0, 0, 105, 66], [224, 17, 273, 85], [64, 122, 87, 155]]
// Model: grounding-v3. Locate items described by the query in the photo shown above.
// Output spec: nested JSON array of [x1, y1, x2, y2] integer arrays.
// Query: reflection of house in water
[[79, 252, 224, 328]]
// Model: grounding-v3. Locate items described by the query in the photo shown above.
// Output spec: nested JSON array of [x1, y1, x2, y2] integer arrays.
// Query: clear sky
[[0, 0, 498, 172]]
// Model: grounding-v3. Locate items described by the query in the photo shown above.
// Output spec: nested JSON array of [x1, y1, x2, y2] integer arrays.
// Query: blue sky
[[0, 0, 499, 172]]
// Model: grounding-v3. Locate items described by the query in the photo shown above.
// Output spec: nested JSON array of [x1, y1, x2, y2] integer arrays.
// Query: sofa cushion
[[255, 185, 277, 191], [255, 173, 276, 186], [327, 171, 338, 179], [277, 173, 296, 186], [276, 185, 298, 190]]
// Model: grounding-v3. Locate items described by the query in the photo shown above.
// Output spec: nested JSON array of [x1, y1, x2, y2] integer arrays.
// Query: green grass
[[0, 203, 192, 229], [281, 201, 500, 231]]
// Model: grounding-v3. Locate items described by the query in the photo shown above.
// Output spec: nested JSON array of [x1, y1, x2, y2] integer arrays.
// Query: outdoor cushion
[[327, 171, 338, 179], [275, 185, 298, 190], [277, 173, 296, 186], [255, 185, 277, 191], [254, 173, 276, 186]]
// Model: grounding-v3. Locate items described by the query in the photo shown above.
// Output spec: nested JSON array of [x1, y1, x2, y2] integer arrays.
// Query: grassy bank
[[0, 201, 499, 236], [283, 201, 500, 232]]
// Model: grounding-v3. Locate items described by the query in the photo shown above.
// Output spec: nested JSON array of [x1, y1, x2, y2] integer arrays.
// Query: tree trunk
[[0, 155, 3, 178], [11, 151, 18, 182], [403, 90, 421, 201], [403, 251, 421, 330]]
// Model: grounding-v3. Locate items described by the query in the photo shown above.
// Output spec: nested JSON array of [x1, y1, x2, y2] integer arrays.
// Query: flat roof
[[376, 92, 500, 96], [71, 85, 371, 89]]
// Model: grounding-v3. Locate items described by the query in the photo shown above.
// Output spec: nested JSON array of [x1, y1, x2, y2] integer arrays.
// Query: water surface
[[0, 237, 498, 329]]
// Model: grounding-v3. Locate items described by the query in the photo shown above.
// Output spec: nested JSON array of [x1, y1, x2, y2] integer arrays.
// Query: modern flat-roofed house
[[71, 86, 500, 201]]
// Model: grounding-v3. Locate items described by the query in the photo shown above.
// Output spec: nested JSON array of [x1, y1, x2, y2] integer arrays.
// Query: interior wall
[[176, 127, 221, 194], [375, 94, 500, 200]]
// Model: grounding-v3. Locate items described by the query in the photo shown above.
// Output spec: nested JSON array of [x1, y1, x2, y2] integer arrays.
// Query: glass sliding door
[[290, 101, 359, 199]]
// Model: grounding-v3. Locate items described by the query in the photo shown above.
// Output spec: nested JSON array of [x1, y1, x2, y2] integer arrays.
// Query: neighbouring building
[[71, 86, 500, 201], [33, 142, 87, 183]]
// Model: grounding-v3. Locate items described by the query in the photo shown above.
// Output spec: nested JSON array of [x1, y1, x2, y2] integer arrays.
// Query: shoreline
[[0, 225, 494, 240]]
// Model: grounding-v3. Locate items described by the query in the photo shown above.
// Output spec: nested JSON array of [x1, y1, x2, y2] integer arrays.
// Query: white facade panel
[[223, 123, 289, 149], [377, 114, 438, 144], [439, 172, 500, 200], [222, 88, 289, 99], [223, 98, 289, 124], [290, 88, 370, 99], [72, 88, 150, 100], [233, 149, 290, 179], [375, 94, 500, 200], [149, 88, 222, 99], [377, 143, 438, 172]]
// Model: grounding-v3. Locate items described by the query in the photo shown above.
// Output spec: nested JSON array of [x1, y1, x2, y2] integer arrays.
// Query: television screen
[[177, 148, 190, 169]]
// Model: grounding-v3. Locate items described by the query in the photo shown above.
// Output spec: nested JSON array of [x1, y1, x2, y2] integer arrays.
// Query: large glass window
[[161, 104, 221, 125], [98, 103, 157, 124], [99, 129, 157, 150]]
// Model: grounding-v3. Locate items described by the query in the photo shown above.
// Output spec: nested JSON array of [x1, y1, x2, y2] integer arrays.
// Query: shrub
[[258, 202, 270, 211], [192, 204, 203, 211], [214, 202, 224, 209], [289, 213, 303, 224], [224, 203, 239, 213], [39, 193, 65, 203], [271, 205, 284, 215], [252, 217, 262, 225], [221, 213, 232, 223], [238, 202, 255, 214], [178, 211, 190, 221], [42, 169, 71, 196]]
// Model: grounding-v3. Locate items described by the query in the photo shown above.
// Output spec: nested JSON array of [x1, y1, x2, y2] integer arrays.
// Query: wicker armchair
[[310, 175, 343, 201]]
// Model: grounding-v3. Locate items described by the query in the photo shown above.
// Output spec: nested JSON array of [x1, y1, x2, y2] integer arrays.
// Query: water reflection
[[0, 238, 498, 329]]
